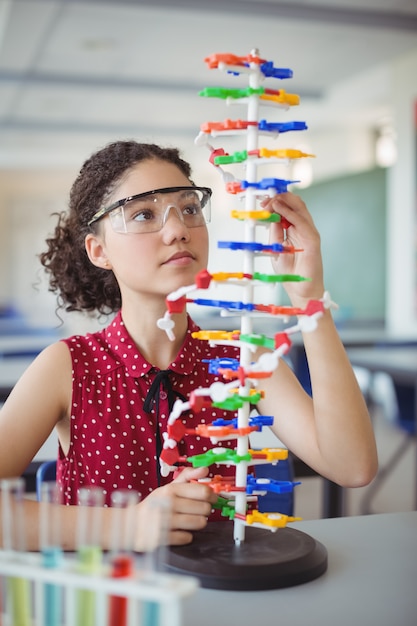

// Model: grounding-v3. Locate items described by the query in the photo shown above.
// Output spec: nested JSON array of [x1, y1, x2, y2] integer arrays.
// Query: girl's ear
[[85, 233, 112, 270]]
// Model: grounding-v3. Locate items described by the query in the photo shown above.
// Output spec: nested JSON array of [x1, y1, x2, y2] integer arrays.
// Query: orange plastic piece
[[201, 119, 257, 133], [225, 181, 244, 194], [198, 475, 247, 493], [194, 423, 257, 439], [204, 53, 266, 69]]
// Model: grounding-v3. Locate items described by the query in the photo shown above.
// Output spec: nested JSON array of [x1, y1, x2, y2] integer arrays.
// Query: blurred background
[[0, 0, 416, 333], [0, 0, 416, 515]]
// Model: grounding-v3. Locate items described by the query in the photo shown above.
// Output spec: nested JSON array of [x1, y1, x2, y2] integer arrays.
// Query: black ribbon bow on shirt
[[143, 369, 188, 485], [143, 369, 187, 415]]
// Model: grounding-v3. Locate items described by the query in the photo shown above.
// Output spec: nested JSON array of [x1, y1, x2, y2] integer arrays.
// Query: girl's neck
[[120, 302, 189, 370]]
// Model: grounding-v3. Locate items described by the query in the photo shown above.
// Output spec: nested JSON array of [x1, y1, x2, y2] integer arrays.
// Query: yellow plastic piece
[[258, 148, 315, 159], [231, 210, 274, 220], [245, 510, 302, 529], [249, 447, 288, 461], [210, 272, 246, 281], [191, 330, 240, 341], [260, 90, 299, 105]]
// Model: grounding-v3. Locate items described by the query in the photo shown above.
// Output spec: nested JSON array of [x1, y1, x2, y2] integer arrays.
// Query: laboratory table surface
[[183, 511, 417, 626]]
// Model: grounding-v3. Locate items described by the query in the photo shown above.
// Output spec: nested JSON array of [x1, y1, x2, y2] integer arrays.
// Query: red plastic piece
[[304, 300, 325, 316], [166, 296, 187, 314], [195, 269, 212, 289], [209, 148, 227, 165], [274, 332, 292, 350]]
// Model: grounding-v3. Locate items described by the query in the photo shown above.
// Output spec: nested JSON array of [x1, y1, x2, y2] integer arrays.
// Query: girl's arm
[[0, 467, 216, 551], [257, 193, 378, 487], [0, 341, 72, 478]]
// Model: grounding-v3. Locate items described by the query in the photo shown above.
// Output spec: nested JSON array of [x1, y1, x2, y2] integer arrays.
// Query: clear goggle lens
[[108, 187, 211, 234]]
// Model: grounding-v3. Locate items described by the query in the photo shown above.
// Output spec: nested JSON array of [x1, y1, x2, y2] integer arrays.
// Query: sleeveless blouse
[[57, 311, 241, 506]]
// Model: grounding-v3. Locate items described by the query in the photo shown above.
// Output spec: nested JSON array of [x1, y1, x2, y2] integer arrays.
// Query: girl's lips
[[164, 251, 194, 265]]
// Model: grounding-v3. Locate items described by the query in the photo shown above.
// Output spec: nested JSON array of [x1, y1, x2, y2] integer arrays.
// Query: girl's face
[[88, 159, 209, 302]]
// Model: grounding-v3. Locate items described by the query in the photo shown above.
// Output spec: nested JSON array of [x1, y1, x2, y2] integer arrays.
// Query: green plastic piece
[[214, 150, 248, 165], [212, 391, 262, 411], [188, 448, 252, 468], [253, 272, 311, 283], [199, 86, 265, 99], [220, 505, 236, 520], [239, 334, 275, 350], [212, 495, 230, 510]]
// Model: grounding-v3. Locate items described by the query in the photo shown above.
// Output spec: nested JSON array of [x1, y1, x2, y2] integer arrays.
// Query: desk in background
[[0, 334, 60, 491], [0, 332, 60, 401], [348, 345, 417, 509], [347, 346, 417, 386], [183, 511, 417, 626], [0, 356, 34, 402]]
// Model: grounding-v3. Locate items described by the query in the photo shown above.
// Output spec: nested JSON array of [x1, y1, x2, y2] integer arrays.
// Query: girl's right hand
[[133, 466, 217, 550]]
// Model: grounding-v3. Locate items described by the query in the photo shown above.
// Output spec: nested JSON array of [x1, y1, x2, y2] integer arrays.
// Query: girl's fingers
[[261, 192, 315, 230], [168, 529, 194, 546], [172, 465, 209, 484]]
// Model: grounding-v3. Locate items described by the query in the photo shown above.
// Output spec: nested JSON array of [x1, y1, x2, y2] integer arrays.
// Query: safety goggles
[[88, 185, 212, 234]]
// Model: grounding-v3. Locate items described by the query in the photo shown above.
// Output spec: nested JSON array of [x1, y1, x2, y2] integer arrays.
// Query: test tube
[[0, 477, 31, 626], [138, 496, 171, 626], [39, 482, 63, 626], [76, 486, 105, 626], [108, 489, 139, 626]]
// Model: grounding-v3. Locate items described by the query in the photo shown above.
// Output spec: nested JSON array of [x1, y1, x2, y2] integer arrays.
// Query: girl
[[0, 141, 377, 550]]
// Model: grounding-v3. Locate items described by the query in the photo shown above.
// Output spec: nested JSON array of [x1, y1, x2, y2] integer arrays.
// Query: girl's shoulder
[[60, 325, 118, 376]]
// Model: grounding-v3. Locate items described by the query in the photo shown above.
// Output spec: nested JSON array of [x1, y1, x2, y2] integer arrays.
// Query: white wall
[[386, 48, 417, 336]]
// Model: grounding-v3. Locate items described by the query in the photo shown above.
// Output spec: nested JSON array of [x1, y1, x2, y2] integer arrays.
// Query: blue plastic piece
[[248, 415, 274, 428], [192, 298, 255, 311], [255, 458, 296, 515], [258, 120, 308, 133], [260, 62, 293, 79], [218, 241, 265, 252], [241, 177, 296, 193], [203, 357, 240, 374], [246, 474, 300, 495], [211, 415, 274, 431], [218, 241, 286, 253]]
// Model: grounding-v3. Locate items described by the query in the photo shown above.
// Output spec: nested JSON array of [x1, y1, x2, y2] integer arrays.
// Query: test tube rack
[[0, 548, 197, 626]]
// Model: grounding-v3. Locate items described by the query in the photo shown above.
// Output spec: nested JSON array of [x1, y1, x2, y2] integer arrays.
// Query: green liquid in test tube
[[0, 478, 31, 626], [76, 486, 105, 626]]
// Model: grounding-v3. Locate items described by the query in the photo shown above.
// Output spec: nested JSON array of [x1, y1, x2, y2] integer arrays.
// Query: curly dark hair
[[39, 140, 193, 315]]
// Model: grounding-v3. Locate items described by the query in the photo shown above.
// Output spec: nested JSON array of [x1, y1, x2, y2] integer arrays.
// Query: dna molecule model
[[157, 50, 331, 590]]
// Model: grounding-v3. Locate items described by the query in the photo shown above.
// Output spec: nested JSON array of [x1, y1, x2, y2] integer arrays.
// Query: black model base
[[164, 522, 328, 591]]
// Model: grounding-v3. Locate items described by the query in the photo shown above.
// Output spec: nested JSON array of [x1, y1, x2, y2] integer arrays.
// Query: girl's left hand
[[261, 192, 325, 306]]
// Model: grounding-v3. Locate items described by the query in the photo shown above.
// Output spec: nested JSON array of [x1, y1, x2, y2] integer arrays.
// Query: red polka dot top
[[57, 311, 241, 506]]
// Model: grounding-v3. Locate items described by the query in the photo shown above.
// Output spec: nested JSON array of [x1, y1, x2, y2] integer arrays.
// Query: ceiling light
[[375, 125, 397, 168]]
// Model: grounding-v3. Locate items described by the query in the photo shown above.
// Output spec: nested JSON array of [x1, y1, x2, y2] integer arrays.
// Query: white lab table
[[183, 511, 417, 626]]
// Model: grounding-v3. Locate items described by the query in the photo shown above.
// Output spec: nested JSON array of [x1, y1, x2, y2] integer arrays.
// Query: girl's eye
[[125, 200, 157, 222], [132, 208, 155, 222], [183, 203, 201, 216]]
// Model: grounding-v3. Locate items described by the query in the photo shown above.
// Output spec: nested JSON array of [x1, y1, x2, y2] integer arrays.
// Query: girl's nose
[[161, 204, 184, 227], [161, 205, 190, 241]]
